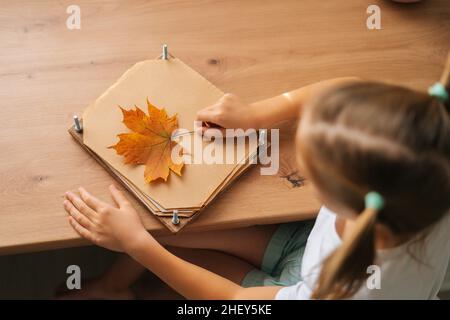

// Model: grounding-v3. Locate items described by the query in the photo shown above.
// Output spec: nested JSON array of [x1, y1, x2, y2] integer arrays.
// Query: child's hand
[[196, 94, 260, 132], [63, 184, 148, 252]]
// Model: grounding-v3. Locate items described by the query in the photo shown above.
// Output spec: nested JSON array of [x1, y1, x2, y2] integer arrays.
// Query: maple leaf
[[109, 99, 184, 183]]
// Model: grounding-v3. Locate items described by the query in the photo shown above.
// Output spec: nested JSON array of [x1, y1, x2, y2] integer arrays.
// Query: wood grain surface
[[0, 0, 449, 255]]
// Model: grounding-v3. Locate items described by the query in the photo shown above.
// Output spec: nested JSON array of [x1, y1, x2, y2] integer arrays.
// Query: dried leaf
[[109, 99, 184, 183]]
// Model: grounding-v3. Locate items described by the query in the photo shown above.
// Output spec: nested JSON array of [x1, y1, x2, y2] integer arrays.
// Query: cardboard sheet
[[68, 126, 256, 232], [83, 58, 258, 210]]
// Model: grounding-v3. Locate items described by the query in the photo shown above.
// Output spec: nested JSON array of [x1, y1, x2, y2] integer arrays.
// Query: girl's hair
[[297, 62, 450, 299]]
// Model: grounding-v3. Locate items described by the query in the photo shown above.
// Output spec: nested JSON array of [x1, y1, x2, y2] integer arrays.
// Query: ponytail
[[429, 53, 450, 113], [311, 192, 384, 300], [442, 54, 450, 113]]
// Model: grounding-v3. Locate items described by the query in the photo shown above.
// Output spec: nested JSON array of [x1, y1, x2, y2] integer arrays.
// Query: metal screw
[[172, 209, 179, 225], [162, 44, 168, 60], [73, 115, 82, 133]]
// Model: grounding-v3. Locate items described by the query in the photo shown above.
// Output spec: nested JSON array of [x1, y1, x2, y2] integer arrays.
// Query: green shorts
[[241, 220, 315, 287]]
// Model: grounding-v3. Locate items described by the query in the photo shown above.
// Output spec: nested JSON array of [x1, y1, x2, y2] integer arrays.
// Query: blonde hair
[[298, 56, 450, 299]]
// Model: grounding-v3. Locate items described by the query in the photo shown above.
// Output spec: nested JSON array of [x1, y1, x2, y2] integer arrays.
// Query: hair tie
[[365, 191, 384, 211], [428, 82, 448, 103]]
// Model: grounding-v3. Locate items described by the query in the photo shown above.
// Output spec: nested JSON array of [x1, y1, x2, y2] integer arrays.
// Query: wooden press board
[[69, 58, 259, 232]]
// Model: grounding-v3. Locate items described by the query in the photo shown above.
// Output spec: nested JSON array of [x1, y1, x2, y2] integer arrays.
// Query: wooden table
[[1, 0, 449, 255]]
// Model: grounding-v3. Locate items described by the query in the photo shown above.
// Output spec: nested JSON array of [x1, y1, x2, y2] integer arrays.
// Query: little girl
[[62, 62, 450, 299]]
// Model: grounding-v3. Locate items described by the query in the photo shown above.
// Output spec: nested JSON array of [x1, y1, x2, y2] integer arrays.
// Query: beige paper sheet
[[83, 58, 257, 209]]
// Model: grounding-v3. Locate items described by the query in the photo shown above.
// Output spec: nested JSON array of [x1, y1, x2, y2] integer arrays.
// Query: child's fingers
[[109, 184, 131, 208], [68, 216, 95, 243], [78, 187, 106, 212], [201, 126, 248, 138], [201, 126, 227, 139], [65, 191, 97, 221], [196, 107, 220, 124], [64, 200, 94, 231]]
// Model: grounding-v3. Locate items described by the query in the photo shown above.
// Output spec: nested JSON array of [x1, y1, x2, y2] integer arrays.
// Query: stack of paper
[[69, 58, 260, 232]]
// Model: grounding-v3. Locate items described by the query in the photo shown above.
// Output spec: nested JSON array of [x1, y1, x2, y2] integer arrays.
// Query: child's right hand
[[196, 78, 361, 135], [196, 94, 260, 132]]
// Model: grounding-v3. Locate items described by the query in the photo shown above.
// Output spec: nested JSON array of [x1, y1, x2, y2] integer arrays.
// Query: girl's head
[[296, 76, 450, 298]]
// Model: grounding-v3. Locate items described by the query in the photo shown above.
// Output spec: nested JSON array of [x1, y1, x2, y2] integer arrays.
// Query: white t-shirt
[[276, 206, 450, 300]]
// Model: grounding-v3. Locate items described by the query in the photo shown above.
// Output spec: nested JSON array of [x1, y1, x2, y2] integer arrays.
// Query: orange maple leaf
[[109, 99, 184, 183]]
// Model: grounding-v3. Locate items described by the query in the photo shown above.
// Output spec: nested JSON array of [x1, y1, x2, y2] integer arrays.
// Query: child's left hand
[[63, 184, 148, 252]]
